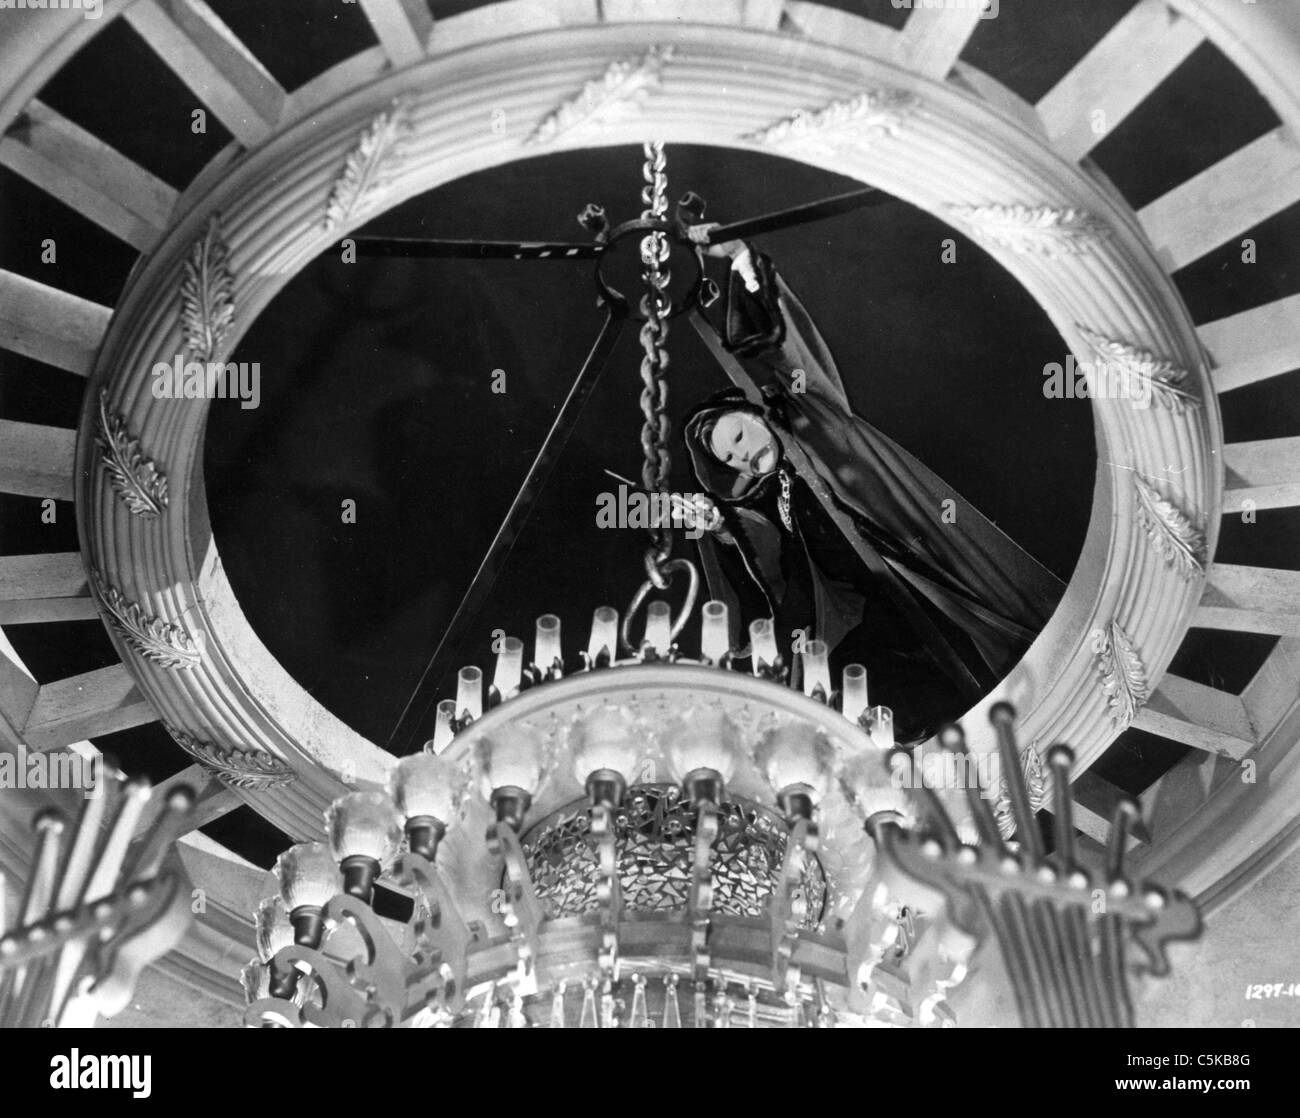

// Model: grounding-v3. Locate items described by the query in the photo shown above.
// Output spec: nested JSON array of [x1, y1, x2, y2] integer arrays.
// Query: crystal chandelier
[[245, 598, 931, 1029]]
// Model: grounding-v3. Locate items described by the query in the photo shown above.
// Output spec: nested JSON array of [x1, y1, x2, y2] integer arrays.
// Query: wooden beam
[[1194, 564, 1300, 637], [123, 0, 286, 148], [0, 628, 40, 736], [0, 553, 95, 624], [357, 0, 434, 68], [1140, 748, 1227, 848], [0, 419, 75, 501], [1224, 435, 1300, 512], [134, 763, 240, 839], [0, 100, 176, 251], [1132, 674, 1256, 761], [894, 3, 987, 81], [1140, 127, 1300, 271], [23, 665, 156, 753], [0, 269, 110, 376], [1242, 637, 1300, 742], [1036, 0, 1203, 162], [1200, 294, 1300, 394], [1068, 771, 1146, 850]]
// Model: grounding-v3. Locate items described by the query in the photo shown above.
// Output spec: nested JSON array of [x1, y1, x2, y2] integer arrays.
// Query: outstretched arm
[[689, 224, 853, 415]]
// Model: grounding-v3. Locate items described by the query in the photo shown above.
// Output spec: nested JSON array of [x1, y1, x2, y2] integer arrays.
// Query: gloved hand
[[687, 222, 761, 293]]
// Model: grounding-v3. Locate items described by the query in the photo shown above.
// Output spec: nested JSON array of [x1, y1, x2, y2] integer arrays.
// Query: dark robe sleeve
[[724, 250, 853, 416], [719, 248, 1065, 686]]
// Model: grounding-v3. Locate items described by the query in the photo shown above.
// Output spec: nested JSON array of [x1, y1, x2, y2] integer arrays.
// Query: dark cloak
[[683, 251, 1064, 736]]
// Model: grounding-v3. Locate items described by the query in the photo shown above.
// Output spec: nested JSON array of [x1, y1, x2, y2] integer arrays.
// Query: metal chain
[[637, 141, 673, 581]]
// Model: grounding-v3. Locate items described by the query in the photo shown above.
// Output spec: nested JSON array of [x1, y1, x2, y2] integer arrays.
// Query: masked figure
[[683, 236, 1064, 742]]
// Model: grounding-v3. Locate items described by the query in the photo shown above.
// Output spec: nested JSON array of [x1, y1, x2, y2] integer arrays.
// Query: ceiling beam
[[1139, 747, 1226, 850], [1223, 434, 1300, 512], [134, 763, 240, 839], [0, 630, 40, 735], [0, 419, 75, 501], [1200, 293, 1300, 393], [1132, 674, 1257, 761], [1241, 637, 1300, 739], [1194, 564, 1300, 637], [893, 3, 987, 81], [0, 100, 177, 252], [123, 0, 286, 148], [1036, 0, 1203, 163], [1067, 771, 1146, 851], [22, 665, 157, 753], [357, 0, 434, 68], [0, 269, 110, 376], [0, 553, 97, 625], [1140, 126, 1300, 271]]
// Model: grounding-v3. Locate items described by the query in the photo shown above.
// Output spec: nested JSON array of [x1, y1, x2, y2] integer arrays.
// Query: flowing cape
[[683, 252, 1064, 688]]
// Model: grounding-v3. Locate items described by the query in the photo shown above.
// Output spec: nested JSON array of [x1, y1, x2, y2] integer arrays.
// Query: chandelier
[[241, 145, 1201, 1029], [245, 597, 931, 1029]]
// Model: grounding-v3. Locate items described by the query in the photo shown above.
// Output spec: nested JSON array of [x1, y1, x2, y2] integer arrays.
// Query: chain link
[[638, 141, 673, 577]]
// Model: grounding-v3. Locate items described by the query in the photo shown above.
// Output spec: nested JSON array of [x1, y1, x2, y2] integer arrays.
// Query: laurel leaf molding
[[95, 390, 167, 518], [91, 570, 201, 671], [180, 214, 235, 362], [164, 724, 294, 791], [742, 88, 918, 151], [1077, 325, 1201, 413], [947, 204, 1109, 258], [1134, 474, 1207, 579], [528, 44, 675, 145], [1096, 621, 1149, 728], [324, 98, 413, 232]]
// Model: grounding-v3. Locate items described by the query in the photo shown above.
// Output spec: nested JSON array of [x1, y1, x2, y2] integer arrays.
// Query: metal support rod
[[347, 236, 602, 260], [386, 310, 627, 750], [704, 187, 886, 243]]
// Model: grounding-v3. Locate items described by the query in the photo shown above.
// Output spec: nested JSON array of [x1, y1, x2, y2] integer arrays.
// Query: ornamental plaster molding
[[96, 389, 168, 519], [1077, 325, 1201, 414], [1095, 621, 1150, 729], [180, 214, 236, 363], [91, 570, 202, 671], [1134, 474, 1207, 580], [740, 89, 919, 156], [323, 98, 413, 233], [946, 204, 1109, 257], [992, 743, 1051, 841], [164, 725, 295, 791], [527, 43, 675, 145]]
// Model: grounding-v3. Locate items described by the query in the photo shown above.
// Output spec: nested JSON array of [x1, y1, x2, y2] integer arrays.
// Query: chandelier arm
[[346, 236, 603, 260], [591, 804, 623, 981], [687, 800, 719, 1024], [393, 852, 474, 1014], [385, 310, 627, 751], [487, 823, 545, 976], [770, 818, 817, 996], [702, 187, 887, 244]]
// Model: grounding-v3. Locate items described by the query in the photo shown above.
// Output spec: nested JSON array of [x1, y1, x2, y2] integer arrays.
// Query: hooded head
[[683, 389, 783, 504]]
